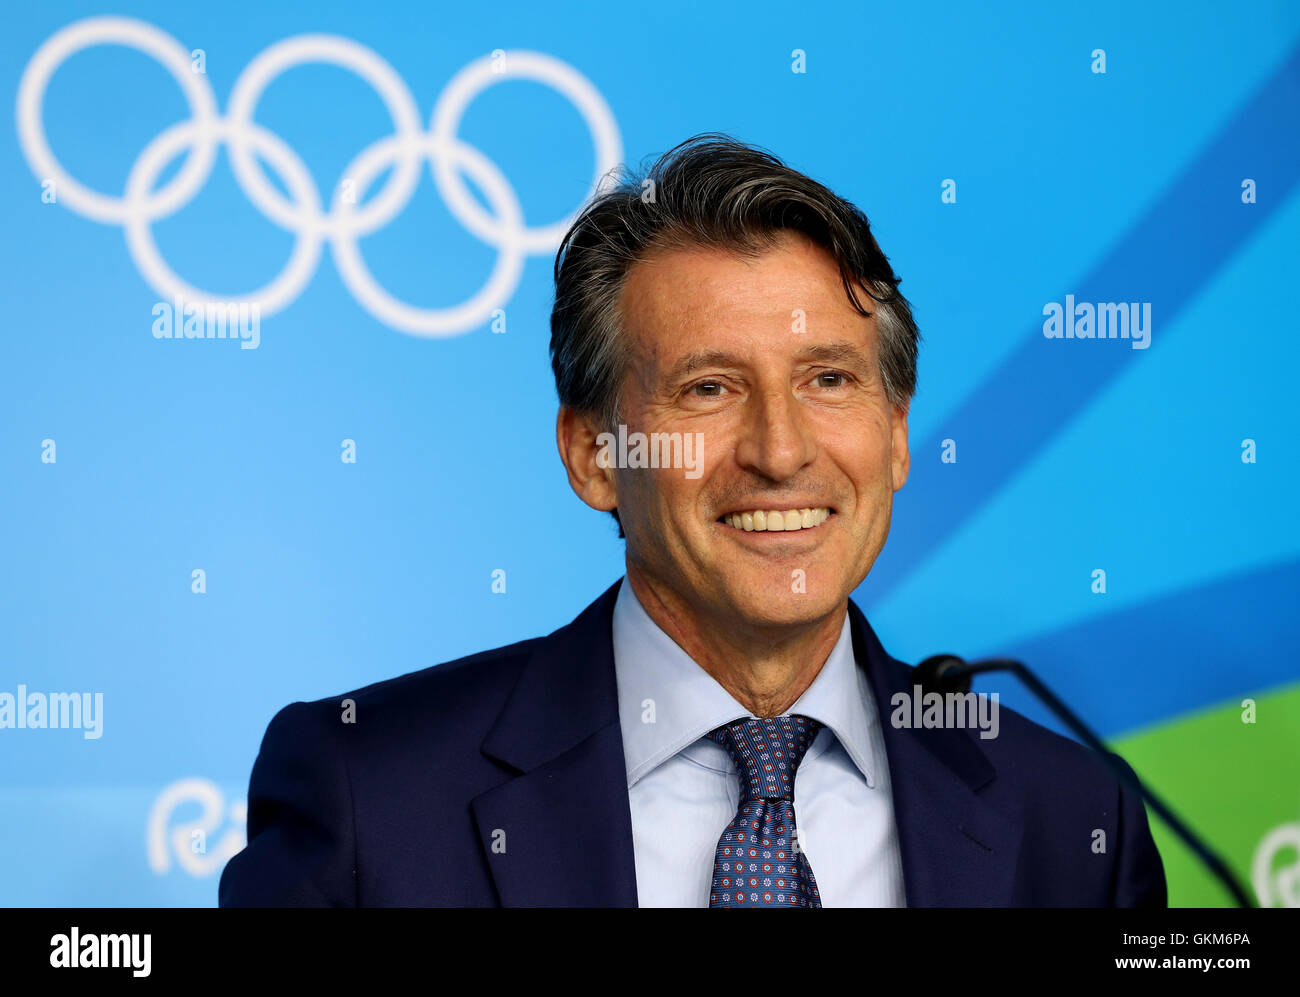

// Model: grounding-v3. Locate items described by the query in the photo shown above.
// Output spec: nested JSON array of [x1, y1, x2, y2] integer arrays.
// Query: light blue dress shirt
[[610, 576, 907, 907]]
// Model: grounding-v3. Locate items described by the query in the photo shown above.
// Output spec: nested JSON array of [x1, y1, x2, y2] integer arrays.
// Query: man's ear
[[890, 401, 910, 493], [556, 406, 619, 513]]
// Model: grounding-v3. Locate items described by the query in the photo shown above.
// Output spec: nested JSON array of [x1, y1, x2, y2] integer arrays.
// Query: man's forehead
[[618, 233, 876, 368], [625, 234, 848, 308]]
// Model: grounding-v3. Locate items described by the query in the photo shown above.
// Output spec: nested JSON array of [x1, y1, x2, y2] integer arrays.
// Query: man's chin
[[712, 580, 845, 631]]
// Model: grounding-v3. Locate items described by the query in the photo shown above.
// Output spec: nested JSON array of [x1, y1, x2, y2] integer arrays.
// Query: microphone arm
[[917, 654, 1255, 908]]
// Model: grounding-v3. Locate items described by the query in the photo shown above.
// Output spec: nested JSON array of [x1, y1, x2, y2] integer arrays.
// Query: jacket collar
[[472, 578, 1020, 906]]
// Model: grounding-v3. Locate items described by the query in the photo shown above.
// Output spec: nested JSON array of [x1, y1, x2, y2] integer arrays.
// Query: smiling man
[[220, 134, 1166, 908]]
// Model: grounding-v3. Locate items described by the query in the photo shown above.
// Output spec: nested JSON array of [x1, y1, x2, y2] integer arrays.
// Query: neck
[[625, 567, 846, 718]]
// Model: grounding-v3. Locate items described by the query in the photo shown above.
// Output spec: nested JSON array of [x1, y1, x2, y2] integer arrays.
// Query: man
[[219, 134, 1166, 907]]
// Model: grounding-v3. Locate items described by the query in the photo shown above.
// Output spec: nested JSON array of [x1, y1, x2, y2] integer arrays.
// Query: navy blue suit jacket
[[219, 578, 1166, 907]]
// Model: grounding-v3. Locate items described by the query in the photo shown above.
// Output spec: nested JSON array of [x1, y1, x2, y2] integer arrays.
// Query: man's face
[[607, 230, 910, 630]]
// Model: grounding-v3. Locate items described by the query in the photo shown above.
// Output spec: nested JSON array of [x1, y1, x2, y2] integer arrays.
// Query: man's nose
[[733, 388, 817, 482]]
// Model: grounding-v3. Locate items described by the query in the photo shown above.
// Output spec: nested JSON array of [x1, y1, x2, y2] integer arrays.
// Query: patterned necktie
[[707, 714, 824, 908]]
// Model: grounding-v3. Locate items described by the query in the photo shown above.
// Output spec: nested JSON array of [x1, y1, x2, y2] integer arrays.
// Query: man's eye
[[691, 381, 724, 397], [816, 371, 847, 388]]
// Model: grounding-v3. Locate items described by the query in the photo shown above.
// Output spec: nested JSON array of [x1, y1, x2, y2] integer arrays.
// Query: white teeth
[[720, 507, 832, 533]]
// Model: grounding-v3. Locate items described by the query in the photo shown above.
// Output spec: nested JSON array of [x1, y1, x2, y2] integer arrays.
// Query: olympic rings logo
[[16, 17, 623, 336]]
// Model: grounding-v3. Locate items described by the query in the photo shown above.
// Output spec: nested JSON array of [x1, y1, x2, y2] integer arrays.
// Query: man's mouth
[[716, 507, 834, 533]]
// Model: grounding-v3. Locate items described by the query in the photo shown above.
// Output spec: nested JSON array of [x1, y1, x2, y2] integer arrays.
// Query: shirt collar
[[611, 576, 880, 790]]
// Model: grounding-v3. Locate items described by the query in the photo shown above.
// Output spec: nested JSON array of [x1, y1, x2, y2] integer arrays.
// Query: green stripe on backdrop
[[1112, 682, 1300, 908]]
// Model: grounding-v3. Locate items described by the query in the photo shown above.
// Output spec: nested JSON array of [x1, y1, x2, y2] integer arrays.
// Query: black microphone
[[914, 653, 971, 693], [914, 653, 1255, 908]]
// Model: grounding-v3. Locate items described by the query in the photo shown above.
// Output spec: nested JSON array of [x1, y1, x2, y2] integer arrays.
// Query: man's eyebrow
[[659, 341, 872, 388], [660, 349, 747, 387], [797, 341, 873, 368]]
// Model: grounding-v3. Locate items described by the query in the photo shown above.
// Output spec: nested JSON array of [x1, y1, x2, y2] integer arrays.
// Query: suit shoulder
[[981, 695, 1095, 765], [342, 634, 541, 703], [276, 633, 543, 736], [888, 655, 1122, 789]]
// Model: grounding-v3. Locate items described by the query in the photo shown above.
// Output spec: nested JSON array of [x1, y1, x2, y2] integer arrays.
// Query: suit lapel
[[848, 600, 1023, 906], [471, 580, 639, 907]]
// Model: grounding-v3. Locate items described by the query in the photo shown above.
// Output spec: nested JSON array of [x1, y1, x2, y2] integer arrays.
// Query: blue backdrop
[[2, 0, 1297, 906]]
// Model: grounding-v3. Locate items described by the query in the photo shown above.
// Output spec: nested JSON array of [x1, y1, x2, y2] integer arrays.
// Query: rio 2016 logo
[[1252, 820, 1300, 908], [146, 777, 246, 878]]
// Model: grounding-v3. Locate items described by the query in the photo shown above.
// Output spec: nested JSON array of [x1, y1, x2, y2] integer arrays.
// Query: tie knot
[[708, 714, 823, 801]]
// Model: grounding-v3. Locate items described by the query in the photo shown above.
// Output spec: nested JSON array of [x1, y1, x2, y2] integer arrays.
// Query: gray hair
[[549, 133, 920, 536]]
